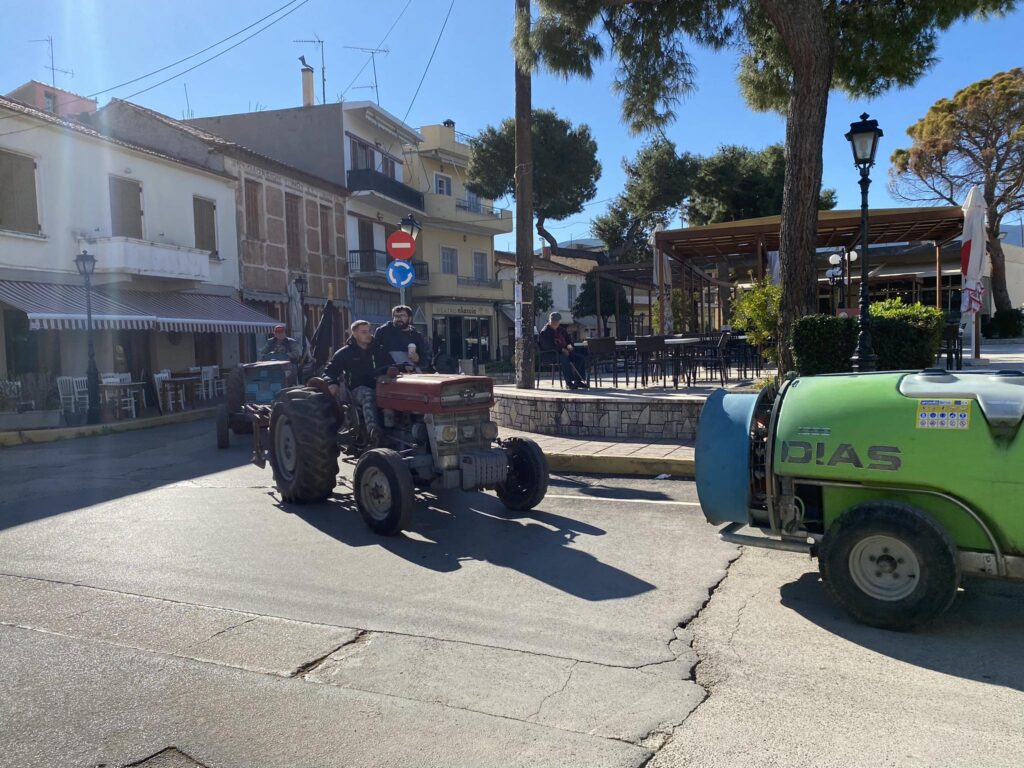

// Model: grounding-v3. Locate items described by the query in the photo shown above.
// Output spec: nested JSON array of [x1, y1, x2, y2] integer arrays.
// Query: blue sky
[[4, 0, 1023, 251]]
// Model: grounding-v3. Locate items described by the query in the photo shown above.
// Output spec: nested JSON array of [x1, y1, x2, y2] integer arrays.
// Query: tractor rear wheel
[[496, 437, 549, 511], [225, 366, 252, 435], [819, 501, 960, 631], [269, 388, 339, 503], [354, 449, 414, 536], [216, 404, 230, 449]]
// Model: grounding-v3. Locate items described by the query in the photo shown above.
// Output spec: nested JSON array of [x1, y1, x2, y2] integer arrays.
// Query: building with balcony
[[0, 92, 278, 384], [402, 121, 514, 364]]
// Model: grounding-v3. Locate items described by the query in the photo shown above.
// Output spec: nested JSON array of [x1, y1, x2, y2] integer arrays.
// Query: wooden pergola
[[588, 207, 964, 336]]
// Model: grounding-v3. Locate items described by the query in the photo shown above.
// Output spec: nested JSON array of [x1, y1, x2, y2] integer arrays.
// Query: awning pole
[[935, 241, 941, 311], [595, 273, 602, 337]]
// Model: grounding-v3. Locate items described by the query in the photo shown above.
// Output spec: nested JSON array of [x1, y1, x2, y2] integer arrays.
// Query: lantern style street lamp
[[845, 113, 883, 372], [828, 250, 858, 307], [74, 249, 101, 424], [400, 213, 422, 241], [293, 273, 308, 358]]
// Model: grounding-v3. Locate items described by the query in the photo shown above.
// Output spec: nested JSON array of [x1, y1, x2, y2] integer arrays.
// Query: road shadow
[[548, 476, 674, 502], [284, 488, 654, 602], [0, 420, 254, 532], [780, 571, 1024, 692]]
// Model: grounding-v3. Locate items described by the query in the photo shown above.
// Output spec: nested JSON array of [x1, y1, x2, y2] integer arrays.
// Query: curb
[[545, 451, 694, 478], [0, 407, 218, 448]]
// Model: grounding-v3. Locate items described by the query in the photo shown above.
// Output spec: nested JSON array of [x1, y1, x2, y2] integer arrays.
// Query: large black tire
[[216, 404, 230, 449], [225, 366, 252, 435], [353, 449, 414, 536], [496, 437, 549, 511], [268, 388, 339, 503], [819, 501, 960, 631]]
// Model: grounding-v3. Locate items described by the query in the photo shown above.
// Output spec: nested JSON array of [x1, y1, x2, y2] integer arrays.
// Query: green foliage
[[467, 109, 601, 252], [988, 308, 1024, 338], [572, 272, 631, 331], [485, 359, 515, 374], [792, 299, 945, 375], [649, 288, 691, 333], [731, 277, 783, 361], [534, 282, 554, 316]]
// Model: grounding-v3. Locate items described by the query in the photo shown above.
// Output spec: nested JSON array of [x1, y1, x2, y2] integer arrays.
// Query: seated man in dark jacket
[[322, 320, 393, 446], [538, 312, 588, 389], [374, 304, 429, 369]]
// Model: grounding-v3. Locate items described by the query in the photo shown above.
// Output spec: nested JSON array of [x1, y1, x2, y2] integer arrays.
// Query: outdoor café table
[[165, 375, 202, 411], [99, 381, 148, 418], [581, 336, 747, 388]]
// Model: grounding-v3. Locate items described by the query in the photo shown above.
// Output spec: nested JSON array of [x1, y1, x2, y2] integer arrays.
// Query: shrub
[[988, 308, 1024, 339], [731, 276, 782, 361], [485, 359, 514, 374], [792, 299, 944, 375]]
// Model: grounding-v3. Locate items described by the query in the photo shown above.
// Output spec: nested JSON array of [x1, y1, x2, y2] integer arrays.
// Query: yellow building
[[403, 121, 513, 365]]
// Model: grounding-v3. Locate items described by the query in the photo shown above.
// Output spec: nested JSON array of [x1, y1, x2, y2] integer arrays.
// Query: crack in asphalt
[[527, 660, 579, 723], [290, 630, 369, 678]]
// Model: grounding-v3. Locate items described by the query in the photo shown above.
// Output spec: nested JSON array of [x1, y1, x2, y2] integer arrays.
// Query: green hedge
[[792, 299, 944, 375]]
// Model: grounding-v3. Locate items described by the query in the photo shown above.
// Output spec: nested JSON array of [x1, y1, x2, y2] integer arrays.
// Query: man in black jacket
[[323, 320, 392, 445], [538, 312, 588, 389], [374, 305, 428, 369]]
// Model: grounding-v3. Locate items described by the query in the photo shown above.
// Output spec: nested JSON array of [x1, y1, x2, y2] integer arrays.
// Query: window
[[567, 284, 578, 307], [465, 189, 482, 213], [319, 204, 333, 256], [109, 176, 143, 239], [351, 138, 374, 171], [380, 155, 396, 179], [285, 193, 302, 264], [0, 149, 39, 235], [473, 251, 488, 281], [357, 218, 375, 252], [43, 91, 56, 113], [441, 246, 458, 275], [244, 179, 262, 238], [434, 173, 452, 196], [193, 196, 217, 255]]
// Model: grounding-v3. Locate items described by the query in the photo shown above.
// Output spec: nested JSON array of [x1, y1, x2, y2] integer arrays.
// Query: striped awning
[[100, 288, 279, 334], [0, 280, 153, 330]]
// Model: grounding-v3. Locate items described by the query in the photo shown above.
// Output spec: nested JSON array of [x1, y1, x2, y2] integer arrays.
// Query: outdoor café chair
[[634, 335, 669, 388], [72, 376, 89, 412], [941, 324, 963, 370], [586, 336, 622, 387], [535, 345, 564, 389], [57, 376, 78, 413]]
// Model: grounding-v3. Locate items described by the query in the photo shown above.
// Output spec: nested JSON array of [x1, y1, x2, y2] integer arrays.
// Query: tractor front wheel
[[269, 388, 339, 503], [496, 437, 549, 511], [225, 366, 252, 435], [354, 449, 414, 536], [819, 501, 960, 631]]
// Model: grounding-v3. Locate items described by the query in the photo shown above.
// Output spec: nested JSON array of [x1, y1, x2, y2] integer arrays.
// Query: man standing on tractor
[[374, 305, 429, 370], [261, 324, 301, 364], [323, 320, 392, 447], [539, 312, 589, 389]]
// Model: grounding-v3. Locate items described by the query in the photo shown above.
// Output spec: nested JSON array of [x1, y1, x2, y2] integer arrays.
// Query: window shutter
[[0, 150, 40, 235], [193, 197, 217, 253], [109, 176, 143, 238]]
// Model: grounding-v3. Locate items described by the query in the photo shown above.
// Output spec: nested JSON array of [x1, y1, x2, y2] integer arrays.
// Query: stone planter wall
[[492, 392, 705, 440]]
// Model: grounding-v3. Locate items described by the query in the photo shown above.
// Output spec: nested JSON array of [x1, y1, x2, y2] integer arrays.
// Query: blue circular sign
[[386, 260, 416, 289]]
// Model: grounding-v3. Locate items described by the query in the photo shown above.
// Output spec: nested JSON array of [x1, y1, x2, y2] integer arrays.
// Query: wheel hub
[[275, 418, 297, 478], [360, 466, 392, 521], [849, 535, 920, 601]]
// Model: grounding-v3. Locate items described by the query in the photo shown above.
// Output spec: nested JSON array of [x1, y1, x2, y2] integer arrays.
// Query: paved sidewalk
[[501, 427, 695, 477]]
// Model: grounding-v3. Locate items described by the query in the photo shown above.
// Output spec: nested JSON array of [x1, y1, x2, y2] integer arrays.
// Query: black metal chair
[[535, 345, 564, 388], [634, 335, 669, 388], [941, 324, 963, 370], [586, 336, 623, 388], [698, 332, 732, 386]]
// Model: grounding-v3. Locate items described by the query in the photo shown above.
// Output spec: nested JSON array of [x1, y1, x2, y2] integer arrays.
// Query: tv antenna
[[30, 36, 73, 87], [294, 34, 326, 104], [343, 46, 389, 106]]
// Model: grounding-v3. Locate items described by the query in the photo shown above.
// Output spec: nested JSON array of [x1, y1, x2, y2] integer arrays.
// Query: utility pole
[[514, 0, 535, 388], [344, 46, 389, 106], [294, 35, 326, 104], [30, 36, 73, 88]]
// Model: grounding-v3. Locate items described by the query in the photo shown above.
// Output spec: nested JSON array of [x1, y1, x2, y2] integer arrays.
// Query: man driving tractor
[[261, 324, 302, 364], [323, 320, 393, 448], [374, 305, 428, 370]]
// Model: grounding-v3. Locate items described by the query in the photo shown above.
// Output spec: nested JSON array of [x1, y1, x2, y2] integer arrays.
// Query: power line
[[400, 0, 455, 125], [341, 0, 414, 99]]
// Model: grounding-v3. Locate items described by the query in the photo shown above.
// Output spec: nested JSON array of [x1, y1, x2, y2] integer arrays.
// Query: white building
[[0, 92, 275, 383], [495, 252, 590, 351]]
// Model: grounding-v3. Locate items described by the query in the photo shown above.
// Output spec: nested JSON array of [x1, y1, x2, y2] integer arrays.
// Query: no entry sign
[[386, 231, 417, 260]]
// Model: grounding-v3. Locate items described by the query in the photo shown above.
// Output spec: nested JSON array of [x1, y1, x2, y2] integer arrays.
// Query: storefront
[[426, 301, 496, 366]]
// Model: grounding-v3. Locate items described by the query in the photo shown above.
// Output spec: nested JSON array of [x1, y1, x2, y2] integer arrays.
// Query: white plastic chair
[[210, 365, 226, 398], [57, 377, 77, 412], [72, 376, 89, 412], [153, 372, 179, 413]]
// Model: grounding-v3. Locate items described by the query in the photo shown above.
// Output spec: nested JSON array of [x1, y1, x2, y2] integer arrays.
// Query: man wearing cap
[[260, 324, 301, 364], [539, 312, 588, 389]]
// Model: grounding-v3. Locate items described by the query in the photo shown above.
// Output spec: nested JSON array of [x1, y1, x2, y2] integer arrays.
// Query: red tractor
[[265, 371, 549, 535]]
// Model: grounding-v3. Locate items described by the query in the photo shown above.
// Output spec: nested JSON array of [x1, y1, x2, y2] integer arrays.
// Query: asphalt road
[[2, 420, 1022, 768], [0, 420, 735, 768]]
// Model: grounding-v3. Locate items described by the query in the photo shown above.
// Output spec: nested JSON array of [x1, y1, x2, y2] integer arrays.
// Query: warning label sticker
[[916, 399, 971, 430]]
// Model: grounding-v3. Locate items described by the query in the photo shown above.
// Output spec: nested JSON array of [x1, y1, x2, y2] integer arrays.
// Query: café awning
[[0, 280, 153, 330], [101, 289, 279, 334]]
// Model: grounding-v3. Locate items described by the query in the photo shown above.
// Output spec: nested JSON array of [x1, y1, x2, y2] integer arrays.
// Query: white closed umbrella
[[959, 186, 986, 360], [287, 280, 306, 358], [650, 223, 673, 333]]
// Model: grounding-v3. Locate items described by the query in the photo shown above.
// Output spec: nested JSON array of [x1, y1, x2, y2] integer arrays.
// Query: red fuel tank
[[375, 373, 494, 415]]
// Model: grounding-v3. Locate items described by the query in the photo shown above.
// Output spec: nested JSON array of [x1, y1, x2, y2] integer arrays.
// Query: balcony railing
[[457, 276, 502, 289], [348, 249, 388, 277], [455, 198, 507, 218], [347, 168, 424, 210], [411, 260, 429, 283]]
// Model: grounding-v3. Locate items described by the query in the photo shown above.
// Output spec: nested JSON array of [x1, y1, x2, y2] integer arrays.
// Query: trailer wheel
[[354, 449, 414, 536], [819, 501, 960, 631], [225, 367, 252, 435], [216, 404, 230, 449], [496, 437, 549, 511], [269, 388, 339, 503]]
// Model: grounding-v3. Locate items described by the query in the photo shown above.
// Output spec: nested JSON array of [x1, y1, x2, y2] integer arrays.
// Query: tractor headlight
[[439, 425, 458, 443], [439, 454, 459, 470], [481, 421, 499, 440]]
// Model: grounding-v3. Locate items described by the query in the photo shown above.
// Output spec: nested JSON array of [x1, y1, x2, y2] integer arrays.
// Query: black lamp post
[[845, 113, 883, 372], [74, 249, 101, 424], [293, 273, 308, 357]]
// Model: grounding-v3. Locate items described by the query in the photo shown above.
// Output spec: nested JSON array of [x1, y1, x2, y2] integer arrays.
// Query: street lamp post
[[845, 113, 883, 372], [74, 249, 101, 424], [399, 213, 422, 306], [293, 273, 308, 359]]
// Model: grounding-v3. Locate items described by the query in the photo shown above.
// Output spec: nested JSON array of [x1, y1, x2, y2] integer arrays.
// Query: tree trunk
[[535, 216, 560, 257], [757, 0, 836, 373], [514, 0, 535, 388], [987, 223, 1013, 313]]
